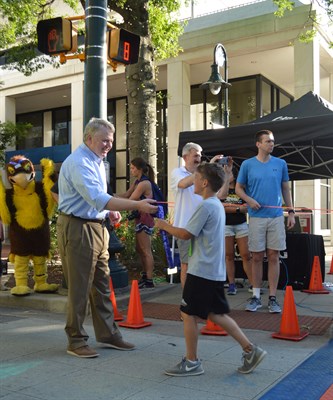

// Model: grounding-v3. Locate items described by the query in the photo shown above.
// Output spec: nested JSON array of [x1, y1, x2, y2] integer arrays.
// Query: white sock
[[253, 288, 261, 299]]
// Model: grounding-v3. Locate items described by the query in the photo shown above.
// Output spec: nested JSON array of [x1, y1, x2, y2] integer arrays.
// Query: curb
[[0, 282, 175, 314]]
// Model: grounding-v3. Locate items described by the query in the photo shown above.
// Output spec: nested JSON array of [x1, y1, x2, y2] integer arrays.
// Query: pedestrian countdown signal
[[108, 28, 140, 65]]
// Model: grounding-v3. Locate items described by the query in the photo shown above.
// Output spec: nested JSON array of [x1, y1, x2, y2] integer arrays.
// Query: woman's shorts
[[225, 222, 249, 239], [180, 273, 230, 320]]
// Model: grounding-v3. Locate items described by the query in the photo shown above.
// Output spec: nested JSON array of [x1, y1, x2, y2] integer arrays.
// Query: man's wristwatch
[[288, 209, 295, 215]]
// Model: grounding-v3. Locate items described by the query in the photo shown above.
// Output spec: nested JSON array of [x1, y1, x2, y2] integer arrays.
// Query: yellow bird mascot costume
[[0, 155, 59, 296]]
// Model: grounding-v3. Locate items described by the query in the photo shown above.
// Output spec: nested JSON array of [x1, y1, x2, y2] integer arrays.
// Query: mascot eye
[[22, 161, 33, 173], [7, 165, 15, 175]]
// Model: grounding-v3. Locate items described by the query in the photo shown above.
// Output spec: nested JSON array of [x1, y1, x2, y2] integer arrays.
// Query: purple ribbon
[[156, 205, 174, 268]]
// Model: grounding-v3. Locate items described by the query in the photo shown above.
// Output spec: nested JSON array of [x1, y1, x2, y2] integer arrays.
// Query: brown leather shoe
[[67, 345, 99, 358], [101, 338, 135, 351]]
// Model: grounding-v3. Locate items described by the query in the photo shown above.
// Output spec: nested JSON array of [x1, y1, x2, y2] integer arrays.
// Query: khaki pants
[[57, 214, 122, 350]]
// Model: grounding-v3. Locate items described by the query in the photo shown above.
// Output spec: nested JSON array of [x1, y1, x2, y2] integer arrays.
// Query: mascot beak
[[9, 172, 35, 189]]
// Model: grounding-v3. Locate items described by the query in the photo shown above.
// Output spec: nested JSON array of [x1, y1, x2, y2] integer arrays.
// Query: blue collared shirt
[[58, 143, 111, 219]]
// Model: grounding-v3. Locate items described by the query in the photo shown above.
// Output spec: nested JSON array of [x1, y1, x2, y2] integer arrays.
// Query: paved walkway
[[0, 252, 333, 399]]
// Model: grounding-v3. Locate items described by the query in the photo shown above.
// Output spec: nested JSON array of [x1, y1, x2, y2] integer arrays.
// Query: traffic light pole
[[84, 0, 129, 289], [84, 0, 108, 125]]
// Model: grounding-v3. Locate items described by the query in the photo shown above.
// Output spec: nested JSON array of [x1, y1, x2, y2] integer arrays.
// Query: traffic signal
[[37, 17, 77, 55], [108, 28, 140, 65]]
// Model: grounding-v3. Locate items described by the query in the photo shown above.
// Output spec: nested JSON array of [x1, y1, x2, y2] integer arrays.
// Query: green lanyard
[[188, 240, 192, 257]]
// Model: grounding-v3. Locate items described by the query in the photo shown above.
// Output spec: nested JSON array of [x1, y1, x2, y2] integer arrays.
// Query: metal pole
[[84, 1, 129, 289], [222, 45, 229, 128], [84, 0, 107, 126]]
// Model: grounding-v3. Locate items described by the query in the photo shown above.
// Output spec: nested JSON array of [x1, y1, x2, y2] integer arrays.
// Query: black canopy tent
[[178, 92, 333, 180]]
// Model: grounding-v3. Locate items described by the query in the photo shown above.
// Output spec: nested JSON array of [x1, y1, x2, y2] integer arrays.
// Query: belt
[[59, 211, 106, 226]]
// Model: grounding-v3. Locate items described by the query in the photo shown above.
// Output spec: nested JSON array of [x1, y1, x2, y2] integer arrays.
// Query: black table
[[235, 233, 325, 290]]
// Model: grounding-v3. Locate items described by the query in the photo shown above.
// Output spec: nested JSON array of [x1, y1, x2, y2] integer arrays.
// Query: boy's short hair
[[182, 142, 203, 156], [197, 162, 225, 192]]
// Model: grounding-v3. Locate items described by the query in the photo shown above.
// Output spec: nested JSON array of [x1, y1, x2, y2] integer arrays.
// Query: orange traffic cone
[[302, 256, 330, 294], [200, 318, 228, 336], [327, 255, 333, 275], [109, 278, 124, 321], [118, 280, 152, 329], [272, 285, 309, 341], [320, 385, 333, 400]]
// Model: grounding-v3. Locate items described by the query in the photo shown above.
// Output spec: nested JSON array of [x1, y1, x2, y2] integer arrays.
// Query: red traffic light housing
[[108, 28, 140, 65], [37, 17, 77, 55]]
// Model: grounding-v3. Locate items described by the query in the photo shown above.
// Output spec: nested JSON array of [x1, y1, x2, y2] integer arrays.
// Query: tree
[[0, 0, 186, 168], [0, 122, 31, 167], [106, 0, 186, 166]]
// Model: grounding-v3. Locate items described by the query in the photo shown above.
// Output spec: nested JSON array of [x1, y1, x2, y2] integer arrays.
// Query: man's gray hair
[[83, 118, 115, 142], [182, 142, 202, 156]]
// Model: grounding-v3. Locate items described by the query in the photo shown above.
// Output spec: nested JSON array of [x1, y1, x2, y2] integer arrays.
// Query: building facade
[[1, 0, 333, 238]]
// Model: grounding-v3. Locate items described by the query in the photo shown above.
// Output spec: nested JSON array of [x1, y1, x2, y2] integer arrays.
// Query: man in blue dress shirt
[[57, 118, 157, 358]]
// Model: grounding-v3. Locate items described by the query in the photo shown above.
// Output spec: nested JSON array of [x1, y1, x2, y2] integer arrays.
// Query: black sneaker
[[139, 279, 155, 289], [138, 272, 147, 288]]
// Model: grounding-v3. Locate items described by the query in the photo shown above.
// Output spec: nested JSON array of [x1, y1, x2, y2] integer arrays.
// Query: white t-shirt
[[170, 166, 202, 228]]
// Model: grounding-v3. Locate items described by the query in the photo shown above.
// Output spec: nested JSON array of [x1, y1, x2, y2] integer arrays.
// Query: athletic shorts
[[180, 273, 230, 320], [225, 222, 249, 238], [248, 216, 286, 252], [177, 239, 190, 264]]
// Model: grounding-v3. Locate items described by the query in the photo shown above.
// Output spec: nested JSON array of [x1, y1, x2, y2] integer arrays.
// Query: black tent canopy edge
[[178, 93, 333, 181]]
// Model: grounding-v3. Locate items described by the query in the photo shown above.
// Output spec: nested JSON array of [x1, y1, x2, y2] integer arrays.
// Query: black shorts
[[180, 274, 230, 320]]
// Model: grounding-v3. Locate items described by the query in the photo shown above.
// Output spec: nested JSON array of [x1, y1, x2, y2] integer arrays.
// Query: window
[[111, 93, 168, 199], [262, 80, 273, 116], [229, 78, 257, 125], [320, 179, 331, 230], [106, 99, 117, 193], [53, 107, 71, 145], [198, 74, 293, 128], [16, 112, 43, 149], [190, 86, 206, 131]]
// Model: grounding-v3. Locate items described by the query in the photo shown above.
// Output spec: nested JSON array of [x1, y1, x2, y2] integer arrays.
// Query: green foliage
[[273, 0, 333, 47], [0, 0, 186, 75], [326, 0, 333, 18], [148, 0, 186, 60], [0, 1, 43, 46], [114, 217, 137, 261], [299, 28, 317, 43], [114, 212, 167, 267], [0, 121, 32, 167], [0, 0, 80, 75], [273, 0, 295, 18], [156, 90, 169, 105], [2, 45, 61, 76]]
